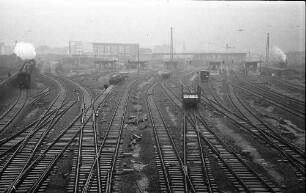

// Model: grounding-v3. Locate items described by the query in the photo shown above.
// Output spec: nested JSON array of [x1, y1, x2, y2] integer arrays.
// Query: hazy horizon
[[0, 0, 305, 55]]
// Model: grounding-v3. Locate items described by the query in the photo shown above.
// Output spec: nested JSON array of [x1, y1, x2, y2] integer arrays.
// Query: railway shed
[[209, 61, 225, 74], [94, 60, 117, 69], [245, 61, 261, 74], [164, 61, 178, 70], [126, 60, 147, 69]]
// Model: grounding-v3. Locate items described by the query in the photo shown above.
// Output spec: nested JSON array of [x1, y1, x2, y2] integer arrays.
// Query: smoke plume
[[272, 46, 286, 62], [14, 42, 36, 60]]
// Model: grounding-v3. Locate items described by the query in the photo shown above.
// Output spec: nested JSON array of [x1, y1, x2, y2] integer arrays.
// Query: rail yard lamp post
[[226, 43, 235, 74], [137, 44, 140, 77]]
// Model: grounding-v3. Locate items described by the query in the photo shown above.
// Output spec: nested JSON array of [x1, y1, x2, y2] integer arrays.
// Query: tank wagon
[[199, 70, 210, 82], [161, 71, 171, 79], [18, 59, 36, 88], [109, 73, 127, 85], [181, 84, 201, 107]]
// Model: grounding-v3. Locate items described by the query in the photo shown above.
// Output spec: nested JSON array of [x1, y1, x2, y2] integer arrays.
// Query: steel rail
[[233, 75, 305, 115], [0, 89, 28, 134], [81, 84, 127, 193], [146, 82, 173, 193], [105, 84, 131, 193], [236, 74, 305, 106], [161, 80, 279, 192], [153, 83, 196, 193], [231, 82, 305, 119], [227, 83, 305, 174], [229, 82, 305, 157], [13, 84, 111, 193], [4, 100, 75, 192]]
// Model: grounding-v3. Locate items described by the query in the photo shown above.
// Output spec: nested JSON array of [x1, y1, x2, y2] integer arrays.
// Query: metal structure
[[170, 27, 173, 61], [265, 33, 270, 66]]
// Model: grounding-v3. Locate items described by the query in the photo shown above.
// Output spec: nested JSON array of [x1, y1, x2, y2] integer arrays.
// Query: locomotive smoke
[[14, 42, 36, 60], [272, 46, 286, 62]]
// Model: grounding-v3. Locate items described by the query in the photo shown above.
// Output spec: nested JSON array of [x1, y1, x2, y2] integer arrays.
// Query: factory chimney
[[265, 33, 270, 67], [170, 27, 173, 61]]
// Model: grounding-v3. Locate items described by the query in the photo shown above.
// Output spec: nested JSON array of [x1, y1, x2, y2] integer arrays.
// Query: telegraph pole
[[137, 44, 140, 76], [68, 41, 72, 56], [225, 43, 234, 73], [170, 27, 173, 61], [265, 33, 270, 67]]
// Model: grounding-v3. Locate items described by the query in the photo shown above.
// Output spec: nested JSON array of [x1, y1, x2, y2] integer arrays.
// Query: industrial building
[[69, 41, 139, 62]]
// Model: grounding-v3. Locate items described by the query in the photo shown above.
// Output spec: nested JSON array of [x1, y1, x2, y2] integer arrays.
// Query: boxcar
[[109, 74, 126, 85], [161, 72, 171, 79], [199, 70, 210, 82], [182, 85, 201, 107]]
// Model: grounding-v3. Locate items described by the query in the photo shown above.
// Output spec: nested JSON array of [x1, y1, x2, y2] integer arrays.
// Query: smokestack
[[265, 33, 270, 67], [170, 27, 173, 61], [69, 41, 71, 55]]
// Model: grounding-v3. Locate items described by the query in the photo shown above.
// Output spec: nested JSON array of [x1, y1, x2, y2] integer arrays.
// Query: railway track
[[158, 82, 215, 192], [0, 73, 114, 193], [78, 80, 134, 193], [146, 82, 191, 192], [227, 83, 305, 176], [61, 76, 92, 108], [267, 77, 305, 94], [233, 75, 305, 118], [28, 86, 112, 193], [0, 109, 56, 159], [0, 73, 70, 192], [196, 112, 281, 193], [68, 86, 109, 193], [0, 74, 67, 162], [0, 89, 28, 134], [161, 80, 282, 192], [0, 73, 17, 88], [235, 74, 305, 106], [29, 87, 50, 106], [200, 80, 233, 113], [197, 78, 305, 179], [184, 109, 218, 193], [155, 81, 219, 192], [1, 101, 76, 193]]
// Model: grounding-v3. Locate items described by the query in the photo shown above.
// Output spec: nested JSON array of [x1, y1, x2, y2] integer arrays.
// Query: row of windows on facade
[[71, 45, 138, 54]]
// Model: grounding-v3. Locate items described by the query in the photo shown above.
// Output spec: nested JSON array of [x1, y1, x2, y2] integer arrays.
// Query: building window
[[125, 46, 130, 53]]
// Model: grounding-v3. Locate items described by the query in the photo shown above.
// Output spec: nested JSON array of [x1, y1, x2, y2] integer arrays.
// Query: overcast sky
[[0, 0, 305, 55]]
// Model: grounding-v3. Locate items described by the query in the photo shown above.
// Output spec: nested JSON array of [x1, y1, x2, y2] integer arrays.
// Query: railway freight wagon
[[109, 73, 126, 85], [199, 70, 210, 82], [161, 71, 171, 79], [261, 66, 299, 77], [17, 59, 36, 88], [181, 85, 201, 107]]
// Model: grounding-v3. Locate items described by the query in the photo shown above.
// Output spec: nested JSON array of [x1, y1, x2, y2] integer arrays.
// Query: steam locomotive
[[17, 59, 36, 88]]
